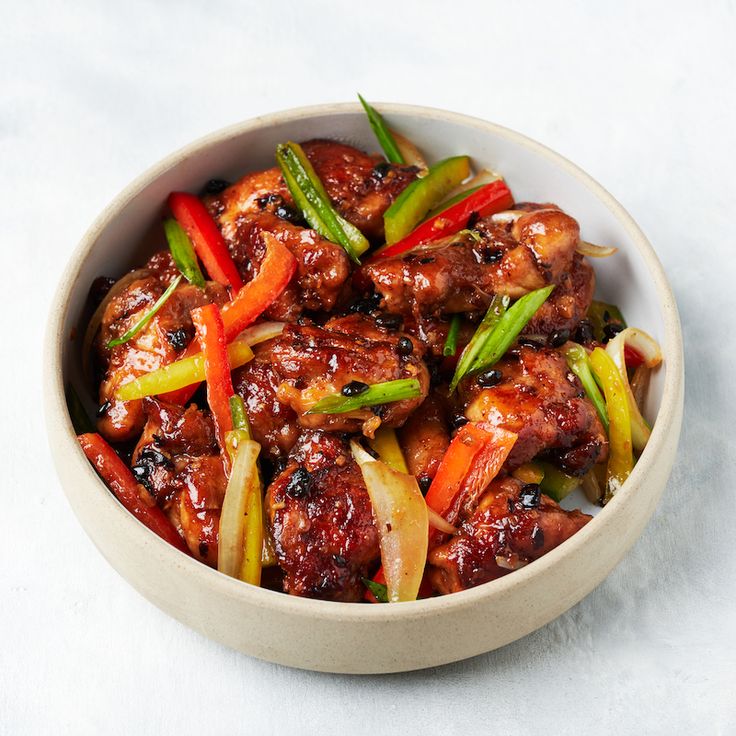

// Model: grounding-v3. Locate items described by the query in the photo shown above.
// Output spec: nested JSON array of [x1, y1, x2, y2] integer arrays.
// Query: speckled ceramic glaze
[[44, 104, 684, 673]]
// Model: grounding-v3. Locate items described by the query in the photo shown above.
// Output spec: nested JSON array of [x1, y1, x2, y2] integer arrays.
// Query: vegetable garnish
[[443, 315, 462, 357], [589, 347, 634, 502], [220, 234, 297, 342], [78, 433, 189, 553], [168, 192, 243, 290], [357, 94, 405, 165], [449, 294, 509, 393], [390, 130, 427, 174], [307, 378, 421, 415], [512, 462, 545, 485], [587, 300, 626, 343], [565, 344, 610, 431], [423, 169, 503, 221], [276, 142, 369, 264], [191, 304, 235, 460], [449, 285, 555, 392], [377, 178, 513, 258], [537, 462, 580, 503], [351, 441, 429, 602], [361, 577, 389, 603], [106, 275, 182, 348], [163, 218, 205, 287], [383, 156, 471, 245], [605, 327, 662, 452], [368, 426, 409, 473], [576, 241, 618, 258]]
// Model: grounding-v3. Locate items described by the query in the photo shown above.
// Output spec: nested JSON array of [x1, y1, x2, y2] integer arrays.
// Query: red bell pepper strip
[[373, 180, 514, 260], [220, 233, 297, 342], [168, 191, 243, 290], [624, 344, 644, 368], [78, 433, 189, 554], [191, 303, 234, 461], [159, 233, 297, 406]]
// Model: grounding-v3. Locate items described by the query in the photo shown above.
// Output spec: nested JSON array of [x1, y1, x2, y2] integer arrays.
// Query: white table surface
[[4, 1, 735, 733]]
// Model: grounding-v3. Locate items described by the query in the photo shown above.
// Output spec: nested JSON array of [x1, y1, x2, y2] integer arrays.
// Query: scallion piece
[[566, 344, 610, 431], [449, 294, 509, 393], [307, 378, 421, 415], [443, 315, 462, 357], [357, 94, 405, 165], [362, 577, 389, 603], [229, 394, 252, 436], [276, 141, 369, 264], [164, 218, 205, 287], [107, 275, 182, 348]]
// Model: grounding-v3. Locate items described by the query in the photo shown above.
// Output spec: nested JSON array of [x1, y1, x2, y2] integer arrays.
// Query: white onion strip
[[389, 130, 428, 174], [576, 240, 619, 258]]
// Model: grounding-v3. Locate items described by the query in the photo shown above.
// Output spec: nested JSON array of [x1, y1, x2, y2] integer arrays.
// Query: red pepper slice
[[169, 191, 243, 290], [191, 303, 234, 461], [159, 233, 297, 406], [372, 180, 514, 260], [220, 232, 297, 342], [78, 432, 189, 553], [624, 344, 644, 368]]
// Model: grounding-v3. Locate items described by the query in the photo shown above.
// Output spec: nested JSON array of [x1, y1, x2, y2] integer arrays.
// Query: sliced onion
[[351, 441, 428, 603], [427, 507, 457, 535], [218, 434, 261, 578], [490, 210, 526, 224], [630, 364, 651, 409], [81, 269, 151, 381], [389, 130, 428, 175], [606, 327, 663, 452], [235, 321, 286, 347], [581, 468, 604, 506], [576, 240, 618, 258]]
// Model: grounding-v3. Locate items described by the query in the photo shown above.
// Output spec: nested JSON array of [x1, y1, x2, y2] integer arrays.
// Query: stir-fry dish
[[71, 98, 663, 603]]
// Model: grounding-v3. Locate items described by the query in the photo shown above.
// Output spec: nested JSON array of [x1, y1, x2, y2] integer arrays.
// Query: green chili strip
[[229, 395, 252, 437], [357, 94, 405, 164], [276, 142, 369, 264], [164, 218, 205, 287], [538, 462, 580, 502], [107, 275, 182, 348], [307, 378, 421, 415], [443, 315, 462, 357], [66, 384, 95, 434], [448, 294, 509, 393], [362, 577, 389, 603], [565, 344, 610, 431]]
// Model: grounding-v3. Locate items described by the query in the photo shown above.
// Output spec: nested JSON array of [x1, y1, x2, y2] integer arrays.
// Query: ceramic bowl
[[44, 103, 684, 674]]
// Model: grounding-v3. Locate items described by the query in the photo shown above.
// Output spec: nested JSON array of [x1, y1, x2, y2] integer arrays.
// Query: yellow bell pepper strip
[[163, 218, 205, 287], [78, 433, 189, 554], [565, 343, 609, 432], [383, 155, 471, 244], [218, 429, 261, 579], [106, 275, 182, 348], [306, 378, 421, 415], [443, 315, 462, 357], [589, 347, 634, 503], [276, 142, 369, 264], [116, 340, 254, 402], [357, 94, 405, 164], [449, 285, 555, 393], [511, 462, 545, 485], [351, 441, 429, 603], [605, 327, 663, 453], [449, 294, 509, 393], [537, 462, 580, 502], [368, 426, 409, 473]]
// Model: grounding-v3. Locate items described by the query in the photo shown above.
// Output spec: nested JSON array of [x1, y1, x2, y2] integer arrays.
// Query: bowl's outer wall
[[45, 104, 684, 673]]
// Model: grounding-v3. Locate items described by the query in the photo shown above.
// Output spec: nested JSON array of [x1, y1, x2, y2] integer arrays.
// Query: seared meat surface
[[266, 431, 380, 601], [428, 476, 591, 593], [360, 207, 590, 335], [96, 260, 227, 442], [266, 316, 430, 436], [464, 345, 608, 475], [132, 399, 227, 566]]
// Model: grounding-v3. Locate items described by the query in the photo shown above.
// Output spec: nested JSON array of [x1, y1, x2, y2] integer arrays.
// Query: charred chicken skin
[[79, 129, 635, 605]]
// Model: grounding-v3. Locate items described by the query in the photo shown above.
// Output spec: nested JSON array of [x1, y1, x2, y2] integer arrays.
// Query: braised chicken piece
[[398, 391, 451, 488], [96, 256, 228, 442], [265, 316, 430, 437], [464, 345, 608, 475], [428, 476, 591, 593], [131, 398, 227, 566], [266, 431, 380, 601], [359, 206, 592, 336]]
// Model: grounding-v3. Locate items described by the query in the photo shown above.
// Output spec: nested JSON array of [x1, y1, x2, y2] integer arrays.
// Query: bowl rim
[[45, 101, 684, 623]]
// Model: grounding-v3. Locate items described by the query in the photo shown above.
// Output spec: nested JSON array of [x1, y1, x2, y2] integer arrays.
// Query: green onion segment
[[307, 378, 421, 415]]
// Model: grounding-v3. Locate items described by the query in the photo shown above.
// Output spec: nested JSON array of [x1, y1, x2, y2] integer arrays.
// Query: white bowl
[[44, 103, 684, 673]]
